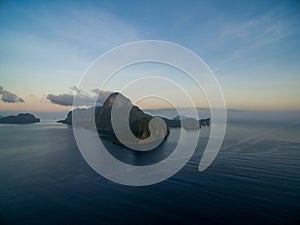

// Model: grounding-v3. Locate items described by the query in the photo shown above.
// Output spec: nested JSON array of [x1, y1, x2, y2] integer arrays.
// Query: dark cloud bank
[[46, 88, 111, 107], [0, 86, 24, 103]]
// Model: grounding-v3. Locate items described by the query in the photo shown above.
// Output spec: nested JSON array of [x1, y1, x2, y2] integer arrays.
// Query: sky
[[0, 0, 299, 113]]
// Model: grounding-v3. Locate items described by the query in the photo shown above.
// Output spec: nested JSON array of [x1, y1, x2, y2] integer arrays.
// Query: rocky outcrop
[[57, 111, 72, 125], [96, 93, 170, 145], [58, 107, 101, 128], [199, 118, 210, 127], [0, 113, 40, 124], [181, 118, 200, 130], [172, 115, 210, 129]]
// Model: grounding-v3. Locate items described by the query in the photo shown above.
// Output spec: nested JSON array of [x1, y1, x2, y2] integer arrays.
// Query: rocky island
[[0, 113, 40, 124], [58, 92, 210, 147]]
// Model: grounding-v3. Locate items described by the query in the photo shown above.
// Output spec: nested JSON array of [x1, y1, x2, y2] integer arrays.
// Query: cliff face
[[96, 93, 150, 131], [0, 113, 40, 124], [58, 111, 72, 125], [96, 93, 170, 144]]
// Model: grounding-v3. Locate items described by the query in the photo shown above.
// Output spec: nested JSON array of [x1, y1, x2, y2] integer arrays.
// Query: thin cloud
[[216, 6, 300, 68], [0, 86, 24, 103]]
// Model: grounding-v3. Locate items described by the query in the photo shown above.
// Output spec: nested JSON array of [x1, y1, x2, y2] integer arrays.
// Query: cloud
[[47, 87, 112, 107], [46, 93, 74, 106], [0, 5, 139, 71], [0, 86, 24, 103]]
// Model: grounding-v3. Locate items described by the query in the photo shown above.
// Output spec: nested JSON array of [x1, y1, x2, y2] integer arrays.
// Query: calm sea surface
[[0, 120, 299, 225]]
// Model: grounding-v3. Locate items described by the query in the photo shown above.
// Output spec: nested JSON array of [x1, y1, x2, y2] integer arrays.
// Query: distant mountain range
[[58, 92, 210, 146]]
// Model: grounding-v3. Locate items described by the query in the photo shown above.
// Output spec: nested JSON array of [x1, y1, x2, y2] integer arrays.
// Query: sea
[[0, 117, 299, 225]]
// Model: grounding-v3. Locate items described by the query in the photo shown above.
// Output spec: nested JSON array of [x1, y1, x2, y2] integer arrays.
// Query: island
[[0, 113, 40, 124], [58, 92, 210, 147]]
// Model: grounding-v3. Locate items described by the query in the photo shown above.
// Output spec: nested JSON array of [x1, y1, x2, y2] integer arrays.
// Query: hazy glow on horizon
[[0, 0, 299, 112]]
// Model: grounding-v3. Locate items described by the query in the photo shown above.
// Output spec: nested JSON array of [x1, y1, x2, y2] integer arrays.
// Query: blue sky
[[0, 0, 299, 112]]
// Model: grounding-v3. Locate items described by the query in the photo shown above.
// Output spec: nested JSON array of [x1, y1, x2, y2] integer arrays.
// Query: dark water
[[0, 120, 299, 225]]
